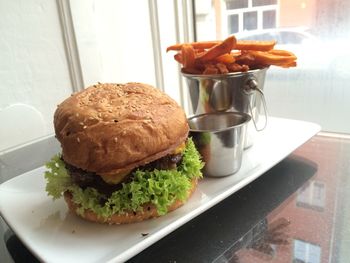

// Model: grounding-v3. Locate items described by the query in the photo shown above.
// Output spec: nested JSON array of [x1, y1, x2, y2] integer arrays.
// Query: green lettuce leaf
[[44, 155, 71, 199], [44, 138, 203, 219]]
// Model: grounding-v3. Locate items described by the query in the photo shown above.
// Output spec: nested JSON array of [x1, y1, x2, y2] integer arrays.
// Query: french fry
[[215, 53, 236, 64], [216, 63, 229, 74], [182, 67, 202, 74], [274, 61, 297, 68], [166, 34, 297, 74], [231, 50, 242, 57], [227, 63, 248, 72], [194, 49, 206, 56], [235, 51, 268, 69], [268, 49, 296, 57], [248, 50, 296, 67], [241, 64, 250, 72], [181, 44, 196, 69], [236, 40, 276, 51], [235, 52, 256, 66], [196, 35, 237, 62], [203, 64, 219, 75], [174, 53, 182, 63], [166, 41, 220, 52]]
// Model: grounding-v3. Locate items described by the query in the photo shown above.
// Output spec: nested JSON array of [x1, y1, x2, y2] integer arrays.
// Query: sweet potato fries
[[167, 35, 297, 75]]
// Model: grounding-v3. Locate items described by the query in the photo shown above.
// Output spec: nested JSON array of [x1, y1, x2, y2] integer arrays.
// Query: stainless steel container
[[183, 68, 268, 148], [188, 112, 251, 177]]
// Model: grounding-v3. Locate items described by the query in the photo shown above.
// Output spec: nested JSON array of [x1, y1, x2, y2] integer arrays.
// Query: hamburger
[[44, 82, 203, 224]]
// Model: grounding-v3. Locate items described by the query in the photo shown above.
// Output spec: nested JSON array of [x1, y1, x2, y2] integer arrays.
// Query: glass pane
[[263, 10, 276, 29], [228, 14, 239, 34], [253, 0, 277, 6], [226, 0, 248, 10], [243, 11, 258, 30]]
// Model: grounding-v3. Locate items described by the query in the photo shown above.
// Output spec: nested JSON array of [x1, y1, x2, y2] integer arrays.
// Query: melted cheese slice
[[100, 142, 186, 185], [173, 142, 186, 154], [99, 170, 131, 185]]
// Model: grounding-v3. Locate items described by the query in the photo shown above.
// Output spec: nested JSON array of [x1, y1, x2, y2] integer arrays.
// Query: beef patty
[[64, 152, 183, 196]]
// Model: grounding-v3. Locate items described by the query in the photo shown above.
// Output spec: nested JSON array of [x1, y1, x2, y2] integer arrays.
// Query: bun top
[[54, 83, 189, 175]]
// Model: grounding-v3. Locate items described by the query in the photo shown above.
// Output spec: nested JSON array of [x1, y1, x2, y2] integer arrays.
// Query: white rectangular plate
[[0, 117, 320, 263]]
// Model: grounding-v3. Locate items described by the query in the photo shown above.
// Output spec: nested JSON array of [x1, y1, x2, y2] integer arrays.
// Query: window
[[297, 181, 326, 211], [293, 239, 321, 263], [222, 0, 278, 35], [3, 0, 350, 152], [228, 14, 239, 34], [1, 1, 187, 151], [194, 0, 350, 134], [263, 10, 276, 29], [243, 11, 258, 30]]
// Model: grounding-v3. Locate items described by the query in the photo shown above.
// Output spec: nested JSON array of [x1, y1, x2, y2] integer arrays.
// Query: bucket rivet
[[244, 79, 258, 94]]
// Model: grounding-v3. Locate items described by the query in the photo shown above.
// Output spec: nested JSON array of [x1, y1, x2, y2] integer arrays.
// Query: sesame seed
[[77, 137, 80, 143], [83, 126, 87, 129], [114, 137, 118, 143]]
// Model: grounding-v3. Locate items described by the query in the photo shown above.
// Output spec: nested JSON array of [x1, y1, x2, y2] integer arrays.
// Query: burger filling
[[44, 138, 203, 219], [64, 151, 184, 196]]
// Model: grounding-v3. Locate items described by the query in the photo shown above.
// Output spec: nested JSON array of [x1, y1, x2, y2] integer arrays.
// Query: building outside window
[[293, 239, 321, 263], [225, 0, 278, 34]]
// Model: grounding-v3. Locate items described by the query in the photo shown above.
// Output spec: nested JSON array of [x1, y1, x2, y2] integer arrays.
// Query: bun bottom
[[64, 178, 198, 224]]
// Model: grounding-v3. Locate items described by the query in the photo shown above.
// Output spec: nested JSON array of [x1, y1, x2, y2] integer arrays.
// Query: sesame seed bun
[[54, 82, 189, 175]]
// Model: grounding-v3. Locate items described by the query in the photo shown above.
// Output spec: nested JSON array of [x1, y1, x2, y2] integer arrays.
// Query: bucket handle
[[244, 78, 268, 132]]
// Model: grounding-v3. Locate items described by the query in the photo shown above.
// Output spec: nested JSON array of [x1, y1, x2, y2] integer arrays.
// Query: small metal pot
[[182, 68, 268, 148], [188, 112, 251, 177]]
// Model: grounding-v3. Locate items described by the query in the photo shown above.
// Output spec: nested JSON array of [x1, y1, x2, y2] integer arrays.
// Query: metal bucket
[[182, 67, 268, 148]]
